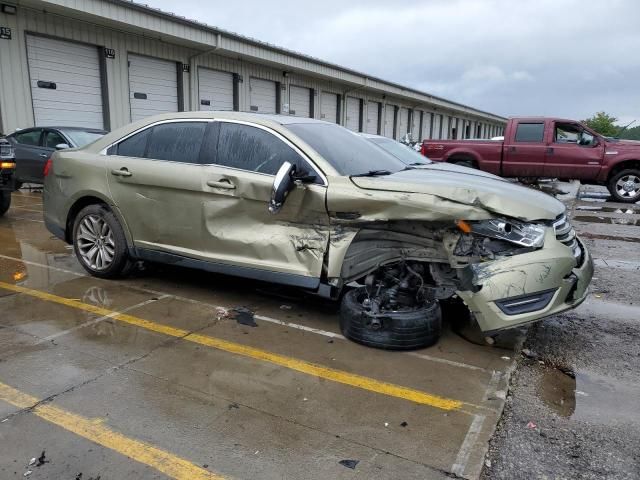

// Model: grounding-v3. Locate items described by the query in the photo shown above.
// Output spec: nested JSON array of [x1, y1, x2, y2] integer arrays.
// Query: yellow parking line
[[0, 281, 472, 413], [0, 382, 222, 480]]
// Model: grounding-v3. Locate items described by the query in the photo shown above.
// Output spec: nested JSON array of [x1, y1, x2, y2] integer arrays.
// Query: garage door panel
[[320, 92, 338, 123], [199, 69, 234, 111], [128, 54, 178, 122], [250, 78, 277, 113], [384, 105, 395, 138], [289, 85, 311, 118], [366, 101, 380, 134], [346, 97, 360, 132], [26, 35, 104, 129]]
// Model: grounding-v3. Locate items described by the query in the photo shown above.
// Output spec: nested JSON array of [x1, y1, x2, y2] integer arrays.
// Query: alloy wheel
[[76, 214, 116, 271], [616, 174, 640, 200]]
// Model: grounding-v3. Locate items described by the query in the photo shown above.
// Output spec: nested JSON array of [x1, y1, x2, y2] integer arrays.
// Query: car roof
[[12, 126, 107, 134]]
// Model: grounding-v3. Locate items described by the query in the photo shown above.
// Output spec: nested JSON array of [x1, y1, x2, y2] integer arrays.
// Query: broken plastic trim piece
[[494, 288, 556, 315]]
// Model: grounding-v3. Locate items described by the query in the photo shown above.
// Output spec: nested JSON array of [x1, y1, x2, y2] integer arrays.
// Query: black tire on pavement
[[72, 204, 132, 279], [0, 190, 10, 217], [339, 287, 442, 350], [607, 168, 640, 203]]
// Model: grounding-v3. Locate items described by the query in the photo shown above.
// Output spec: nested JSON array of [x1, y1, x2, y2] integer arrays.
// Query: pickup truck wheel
[[0, 190, 10, 217], [72, 204, 131, 279], [451, 159, 474, 169], [339, 287, 442, 350], [607, 169, 640, 203]]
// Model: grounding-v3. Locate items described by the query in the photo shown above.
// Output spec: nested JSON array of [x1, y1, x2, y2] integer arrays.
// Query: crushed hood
[[350, 168, 565, 221]]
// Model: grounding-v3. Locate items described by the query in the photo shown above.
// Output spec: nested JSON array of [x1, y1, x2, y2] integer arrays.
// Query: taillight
[[420, 143, 426, 156], [43, 157, 53, 177]]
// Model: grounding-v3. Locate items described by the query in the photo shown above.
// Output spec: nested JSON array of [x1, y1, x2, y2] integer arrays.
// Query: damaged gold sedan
[[43, 112, 593, 349]]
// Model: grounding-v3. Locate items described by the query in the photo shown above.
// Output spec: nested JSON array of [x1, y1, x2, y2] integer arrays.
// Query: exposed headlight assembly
[[457, 218, 546, 248]]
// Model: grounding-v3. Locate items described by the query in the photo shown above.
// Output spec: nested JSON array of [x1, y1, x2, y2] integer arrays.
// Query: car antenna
[[614, 119, 636, 138]]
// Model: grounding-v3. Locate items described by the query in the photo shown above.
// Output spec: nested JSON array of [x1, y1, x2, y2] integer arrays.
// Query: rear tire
[[339, 287, 442, 350], [72, 204, 131, 279], [607, 169, 640, 203], [0, 190, 10, 217]]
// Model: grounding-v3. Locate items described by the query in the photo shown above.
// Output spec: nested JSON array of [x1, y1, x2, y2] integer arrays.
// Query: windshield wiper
[[351, 169, 393, 177]]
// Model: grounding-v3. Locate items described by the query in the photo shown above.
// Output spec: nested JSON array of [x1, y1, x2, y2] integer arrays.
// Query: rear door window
[[514, 123, 544, 142], [216, 122, 313, 178], [14, 129, 43, 146], [113, 128, 151, 157], [146, 122, 207, 163]]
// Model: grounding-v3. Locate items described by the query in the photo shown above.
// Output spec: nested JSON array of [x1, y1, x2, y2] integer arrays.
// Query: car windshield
[[286, 123, 407, 176], [367, 137, 431, 165], [63, 130, 106, 147]]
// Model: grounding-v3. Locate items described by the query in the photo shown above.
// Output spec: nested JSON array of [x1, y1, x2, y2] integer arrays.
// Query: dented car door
[[198, 120, 330, 286]]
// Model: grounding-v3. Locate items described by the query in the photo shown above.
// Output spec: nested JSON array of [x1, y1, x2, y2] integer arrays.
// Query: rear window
[[14, 130, 42, 146], [514, 123, 544, 142], [64, 130, 105, 147]]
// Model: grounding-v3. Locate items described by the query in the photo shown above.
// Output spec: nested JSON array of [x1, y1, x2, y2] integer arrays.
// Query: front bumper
[[457, 231, 593, 333]]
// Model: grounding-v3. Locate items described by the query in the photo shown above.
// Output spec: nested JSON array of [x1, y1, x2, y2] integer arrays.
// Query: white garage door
[[384, 105, 396, 138], [434, 114, 442, 139], [398, 108, 409, 139], [345, 97, 361, 132], [26, 35, 104, 129], [366, 101, 380, 134], [289, 85, 311, 117], [129, 54, 178, 122], [422, 112, 433, 139], [320, 92, 338, 123], [250, 77, 277, 113], [411, 110, 421, 141], [198, 68, 233, 111]]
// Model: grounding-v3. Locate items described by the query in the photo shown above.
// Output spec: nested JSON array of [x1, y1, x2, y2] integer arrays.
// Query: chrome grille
[[553, 213, 581, 260]]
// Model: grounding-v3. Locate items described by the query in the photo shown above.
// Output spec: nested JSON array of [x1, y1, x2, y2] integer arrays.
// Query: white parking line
[[0, 253, 491, 373], [451, 413, 486, 477]]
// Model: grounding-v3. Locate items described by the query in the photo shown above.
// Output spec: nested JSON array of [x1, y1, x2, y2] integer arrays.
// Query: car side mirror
[[269, 161, 296, 214], [55, 143, 70, 150]]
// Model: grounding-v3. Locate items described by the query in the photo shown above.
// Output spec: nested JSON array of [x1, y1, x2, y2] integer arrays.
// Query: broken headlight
[[464, 218, 546, 248]]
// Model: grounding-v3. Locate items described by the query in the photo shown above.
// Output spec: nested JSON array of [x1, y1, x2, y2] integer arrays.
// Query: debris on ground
[[28, 458, 36, 467], [228, 403, 239, 410], [231, 307, 257, 327], [400, 421, 408, 427], [23, 471, 32, 477], [215, 307, 230, 320], [338, 459, 359, 469], [36, 451, 48, 467], [526, 421, 537, 429], [279, 304, 292, 310]]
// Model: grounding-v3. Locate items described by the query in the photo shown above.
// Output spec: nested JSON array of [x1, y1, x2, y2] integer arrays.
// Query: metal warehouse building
[[0, 0, 506, 140]]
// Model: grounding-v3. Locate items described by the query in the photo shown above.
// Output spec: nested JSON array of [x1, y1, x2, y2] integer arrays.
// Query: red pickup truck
[[421, 117, 640, 203]]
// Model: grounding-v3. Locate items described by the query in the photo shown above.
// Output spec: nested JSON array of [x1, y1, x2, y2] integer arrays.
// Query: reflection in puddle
[[538, 368, 640, 426]]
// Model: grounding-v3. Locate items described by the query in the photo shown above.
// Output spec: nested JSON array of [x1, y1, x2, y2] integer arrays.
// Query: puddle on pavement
[[572, 215, 639, 226], [538, 367, 640, 426], [575, 205, 640, 214]]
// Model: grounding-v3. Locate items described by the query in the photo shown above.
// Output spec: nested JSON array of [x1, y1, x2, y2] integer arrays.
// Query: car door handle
[[207, 179, 236, 190], [39, 153, 48, 158], [546, 147, 554, 154], [111, 168, 132, 177], [509, 146, 516, 153]]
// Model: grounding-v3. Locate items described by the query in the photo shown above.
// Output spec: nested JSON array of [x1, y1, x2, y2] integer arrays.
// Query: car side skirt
[[135, 248, 321, 290]]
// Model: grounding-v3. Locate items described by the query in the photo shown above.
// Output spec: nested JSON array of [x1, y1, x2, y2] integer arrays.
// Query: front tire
[[607, 169, 640, 203], [340, 287, 442, 350], [72, 204, 131, 279], [0, 190, 10, 217]]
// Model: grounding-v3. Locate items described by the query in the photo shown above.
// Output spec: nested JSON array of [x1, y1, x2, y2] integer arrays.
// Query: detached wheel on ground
[[607, 169, 640, 203], [0, 190, 10, 217], [339, 287, 442, 350], [72, 204, 132, 279]]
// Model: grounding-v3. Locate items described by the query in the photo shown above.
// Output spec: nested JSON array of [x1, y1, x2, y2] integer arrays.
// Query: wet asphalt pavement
[[0, 184, 638, 479], [0, 190, 517, 480], [484, 185, 640, 480]]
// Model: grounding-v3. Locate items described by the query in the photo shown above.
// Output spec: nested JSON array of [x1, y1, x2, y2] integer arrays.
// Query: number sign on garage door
[[198, 68, 234, 111], [320, 92, 338, 123], [26, 35, 105, 129], [345, 97, 361, 132], [289, 85, 312, 117], [250, 77, 277, 113], [128, 54, 179, 122], [366, 101, 380, 134]]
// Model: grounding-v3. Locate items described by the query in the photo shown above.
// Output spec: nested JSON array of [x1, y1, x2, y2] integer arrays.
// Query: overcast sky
[[147, 0, 639, 123]]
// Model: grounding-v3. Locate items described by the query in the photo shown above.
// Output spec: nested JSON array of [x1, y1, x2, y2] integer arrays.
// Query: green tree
[[618, 124, 640, 141], [582, 112, 619, 137]]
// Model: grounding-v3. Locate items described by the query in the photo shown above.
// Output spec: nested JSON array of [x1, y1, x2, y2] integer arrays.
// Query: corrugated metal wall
[[0, 3, 505, 137]]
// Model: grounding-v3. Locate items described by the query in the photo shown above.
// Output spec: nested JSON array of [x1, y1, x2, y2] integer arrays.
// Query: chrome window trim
[[101, 118, 328, 187]]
